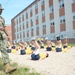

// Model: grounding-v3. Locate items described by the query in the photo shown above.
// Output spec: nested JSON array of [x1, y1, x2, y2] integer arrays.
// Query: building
[[5, 25, 12, 41], [11, 0, 75, 43]]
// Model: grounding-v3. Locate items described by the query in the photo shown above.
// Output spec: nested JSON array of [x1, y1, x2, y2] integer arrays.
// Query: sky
[[0, 0, 34, 25]]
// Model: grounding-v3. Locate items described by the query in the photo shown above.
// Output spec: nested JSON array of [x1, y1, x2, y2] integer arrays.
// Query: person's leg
[[31, 54, 35, 60], [0, 40, 16, 73], [31, 54, 40, 60], [35, 54, 40, 60], [0, 40, 10, 64]]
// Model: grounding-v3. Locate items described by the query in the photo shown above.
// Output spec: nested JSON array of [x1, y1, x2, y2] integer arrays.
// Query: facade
[[11, 0, 75, 43], [5, 25, 12, 41]]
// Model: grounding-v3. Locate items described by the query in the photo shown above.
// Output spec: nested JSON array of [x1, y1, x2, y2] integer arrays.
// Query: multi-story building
[[5, 25, 12, 41], [11, 0, 75, 43]]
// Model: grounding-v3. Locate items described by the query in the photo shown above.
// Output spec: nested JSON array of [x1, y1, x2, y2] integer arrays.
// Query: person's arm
[[19, 42, 24, 48], [0, 26, 5, 31], [39, 57, 45, 60], [34, 41, 40, 49]]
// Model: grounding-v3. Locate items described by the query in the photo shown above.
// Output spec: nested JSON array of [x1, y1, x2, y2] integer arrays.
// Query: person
[[0, 4, 16, 73], [39, 40, 44, 49], [18, 42, 26, 55], [63, 37, 72, 49], [56, 35, 62, 52], [22, 41, 28, 50], [28, 41, 32, 47], [11, 41, 16, 49], [31, 37, 40, 60], [45, 37, 52, 51], [63, 37, 68, 48]]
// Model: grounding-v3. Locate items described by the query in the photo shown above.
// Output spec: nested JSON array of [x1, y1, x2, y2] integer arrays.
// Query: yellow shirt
[[26, 50, 32, 54], [40, 54, 46, 58], [37, 38, 40, 41]]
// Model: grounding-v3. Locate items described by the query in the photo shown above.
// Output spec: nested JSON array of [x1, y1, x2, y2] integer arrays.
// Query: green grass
[[68, 43, 75, 47], [44, 43, 75, 47], [0, 58, 40, 75]]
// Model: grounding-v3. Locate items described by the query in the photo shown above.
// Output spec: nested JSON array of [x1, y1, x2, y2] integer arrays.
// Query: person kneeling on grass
[[31, 37, 40, 60], [56, 35, 62, 52]]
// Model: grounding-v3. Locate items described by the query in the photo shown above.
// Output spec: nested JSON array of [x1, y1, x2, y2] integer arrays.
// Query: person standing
[[0, 4, 16, 73]]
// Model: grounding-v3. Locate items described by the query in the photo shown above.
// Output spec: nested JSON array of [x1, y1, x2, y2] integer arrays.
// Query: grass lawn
[[0, 58, 40, 75], [68, 43, 75, 47]]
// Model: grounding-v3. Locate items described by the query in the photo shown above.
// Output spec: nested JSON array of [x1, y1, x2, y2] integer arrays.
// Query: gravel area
[[0, 47, 75, 75]]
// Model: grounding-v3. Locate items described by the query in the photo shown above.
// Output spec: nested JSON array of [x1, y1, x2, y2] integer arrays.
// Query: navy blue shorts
[[46, 47, 52, 51], [7, 49, 11, 53], [63, 46, 67, 48], [40, 46, 44, 49], [31, 54, 40, 60], [12, 46, 16, 49], [31, 47, 36, 51], [20, 50, 26, 55], [56, 48, 62, 52]]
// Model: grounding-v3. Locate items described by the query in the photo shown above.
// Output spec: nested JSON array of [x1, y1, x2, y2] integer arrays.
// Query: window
[[22, 15, 24, 21], [53, 36, 55, 40], [50, 19, 55, 26], [59, 0, 64, 8], [42, 11, 45, 17], [31, 19, 33, 26], [16, 19, 18, 25], [61, 35, 63, 39], [36, 26, 39, 30], [41, 0, 45, 5], [23, 31, 25, 34], [20, 25, 21, 31], [74, 33, 75, 37], [60, 16, 65, 24], [43, 25, 46, 28], [27, 30, 29, 33], [23, 23, 25, 29], [73, 12, 75, 20], [31, 19, 33, 23], [30, 8, 32, 12], [23, 31, 25, 37], [19, 17, 21, 23], [36, 15, 38, 19], [31, 29, 33, 31], [35, 3, 38, 8], [17, 33, 19, 39], [50, 6, 54, 13], [26, 21, 28, 24], [72, 0, 75, 3], [26, 12, 28, 15], [26, 12, 28, 19]]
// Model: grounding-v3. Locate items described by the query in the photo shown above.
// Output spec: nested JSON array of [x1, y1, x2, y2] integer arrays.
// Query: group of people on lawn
[[7, 35, 72, 61]]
